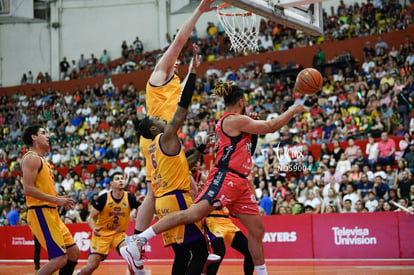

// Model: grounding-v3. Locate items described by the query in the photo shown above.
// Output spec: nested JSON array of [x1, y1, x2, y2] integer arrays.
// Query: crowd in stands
[[2, 0, 414, 226], [19, 0, 414, 84]]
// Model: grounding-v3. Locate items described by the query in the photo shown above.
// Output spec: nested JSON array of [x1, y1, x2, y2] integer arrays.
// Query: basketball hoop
[[216, 3, 261, 53]]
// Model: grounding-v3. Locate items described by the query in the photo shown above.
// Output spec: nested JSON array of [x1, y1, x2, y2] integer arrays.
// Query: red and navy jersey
[[214, 112, 253, 177], [194, 171, 202, 184]]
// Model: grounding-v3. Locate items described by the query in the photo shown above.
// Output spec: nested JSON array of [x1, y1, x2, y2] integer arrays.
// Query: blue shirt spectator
[[356, 174, 374, 199], [259, 191, 273, 215], [7, 208, 19, 226]]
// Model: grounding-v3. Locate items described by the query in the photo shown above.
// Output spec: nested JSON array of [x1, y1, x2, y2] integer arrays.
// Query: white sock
[[119, 246, 128, 259], [139, 226, 156, 240], [255, 264, 268, 275]]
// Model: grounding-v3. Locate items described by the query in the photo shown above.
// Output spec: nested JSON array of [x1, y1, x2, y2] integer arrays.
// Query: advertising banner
[[397, 212, 414, 258], [312, 212, 400, 258], [0, 212, 410, 260]]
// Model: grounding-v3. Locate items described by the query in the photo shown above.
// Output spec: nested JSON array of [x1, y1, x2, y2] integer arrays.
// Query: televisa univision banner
[[0, 212, 412, 260], [312, 212, 400, 258]]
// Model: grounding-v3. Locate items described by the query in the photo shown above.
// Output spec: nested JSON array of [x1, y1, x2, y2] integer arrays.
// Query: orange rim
[[217, 3, 253, 17]]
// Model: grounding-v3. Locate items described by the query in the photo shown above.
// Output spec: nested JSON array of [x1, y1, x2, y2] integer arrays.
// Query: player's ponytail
[[214, 81, 245, 107]]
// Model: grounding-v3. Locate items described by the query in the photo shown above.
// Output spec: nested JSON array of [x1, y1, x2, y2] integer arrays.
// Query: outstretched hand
[[198, 0, 217, 13], [248, 112, 260, 120], [288, 104, 308, 115], [189, 43, 201, 74]]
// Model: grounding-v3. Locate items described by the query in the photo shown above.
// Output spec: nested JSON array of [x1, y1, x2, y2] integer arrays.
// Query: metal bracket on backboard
[[223, 0, 324, 36]]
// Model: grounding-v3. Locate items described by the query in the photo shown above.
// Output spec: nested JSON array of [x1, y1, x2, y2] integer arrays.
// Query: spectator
[[341, 199, 355, 213], [344, 138, 360, 162], [395, 88, 412, 129], [322, 119, 336, 143], [259, 189, 273, 215], [342, 183, 360, 212], [365, 135, 378, 168], [124, 160, 139, 182], [100, 49, 111, 65], [108, 162, 123, 177], [356, 173, 374, 200], [92, 142, 107, 162], [331, 140, 344, 162], [78, 54, 87, 71], [336, 153, 351, 177], [375, 35, 388, 56], [321, 187, 342, 213], [352, 149, 369, 170], [93, 162, 108, 181], [61, 173, 74, 193], [304, 190, 321, 214], [373, 175, 390, 199], [397, 170, 413, 199], [376, 132, 396, 165], [363, 41, 376, 58], [6, 203, 19, 225], [365, 191, 378, 212], [59, 57, 70, 80]]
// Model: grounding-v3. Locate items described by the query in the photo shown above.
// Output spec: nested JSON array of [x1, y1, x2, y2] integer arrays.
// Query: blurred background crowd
[[1, 0, 414, 226]]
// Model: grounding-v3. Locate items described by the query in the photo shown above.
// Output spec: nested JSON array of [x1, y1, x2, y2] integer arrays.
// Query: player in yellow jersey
[[22, 125, 80, 275], [78, 172, 141, 275], [134, 0, 217, 241], [127, 46, 211, 274]]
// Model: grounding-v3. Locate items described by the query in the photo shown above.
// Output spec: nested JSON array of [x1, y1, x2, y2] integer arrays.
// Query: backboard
[[222, 0, 327, 36]]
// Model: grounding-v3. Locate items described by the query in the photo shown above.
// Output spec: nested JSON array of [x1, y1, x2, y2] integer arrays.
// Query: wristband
[[134, 229, 142, 235], [195, 143, 206, 153], [178, 73, 196, 109], [251, 134, 258, 155]]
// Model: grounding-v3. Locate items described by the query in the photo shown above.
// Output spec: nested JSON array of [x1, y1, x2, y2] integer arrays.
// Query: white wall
[[0, 22, 50, 86], [0, 0, 163, 87]]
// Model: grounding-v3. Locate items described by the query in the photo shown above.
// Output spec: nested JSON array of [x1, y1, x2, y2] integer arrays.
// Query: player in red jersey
[[128, 82, 306, 275]]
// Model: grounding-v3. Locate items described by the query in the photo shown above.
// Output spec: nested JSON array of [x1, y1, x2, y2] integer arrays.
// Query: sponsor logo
[[74, 231, 91, 251], [263, 232, 297, 243], [274, 143, 306, 172], [332, 226, 377, 245], [12, 237, 34, 246], [250, 194, 256, 203], [212, 171, 224, 186]]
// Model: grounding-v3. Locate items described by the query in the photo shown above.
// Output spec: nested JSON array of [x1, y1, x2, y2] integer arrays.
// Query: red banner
[[1, 212, 412, 260], [260, 215, 314, 259], [312, 212, 400, 259], [397, 212, 414, 258]]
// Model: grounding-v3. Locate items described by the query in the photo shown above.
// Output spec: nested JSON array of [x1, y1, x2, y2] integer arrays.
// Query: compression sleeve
[[178, 73, 196, 109]]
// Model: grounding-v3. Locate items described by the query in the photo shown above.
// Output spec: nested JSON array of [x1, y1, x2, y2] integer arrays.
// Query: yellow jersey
[[95, 191, 131, 237], [23, 151, 57, 208], [149, 134, 191, 197], [146, 74, 181, 120], [141, 74, 182, 183]]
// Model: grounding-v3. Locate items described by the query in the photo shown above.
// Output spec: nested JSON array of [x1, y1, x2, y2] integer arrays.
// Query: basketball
[[294, 68, 323, 95]]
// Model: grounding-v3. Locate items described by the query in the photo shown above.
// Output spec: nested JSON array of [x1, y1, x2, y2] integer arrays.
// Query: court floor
[[1, 259, 414, 275]]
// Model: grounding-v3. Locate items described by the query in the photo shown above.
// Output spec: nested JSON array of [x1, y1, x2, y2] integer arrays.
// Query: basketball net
[[216, 3, 261, 53]]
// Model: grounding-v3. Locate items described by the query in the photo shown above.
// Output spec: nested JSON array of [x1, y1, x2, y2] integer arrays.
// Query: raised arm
[[160, 48, 200, 154], [149, 0, 215, 85], [224, 105, 306, 136]]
